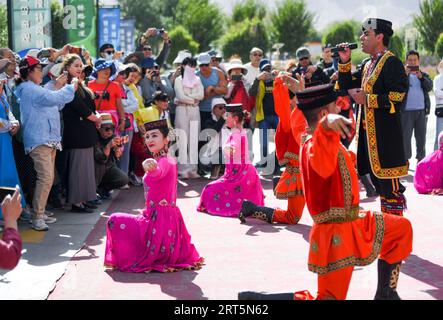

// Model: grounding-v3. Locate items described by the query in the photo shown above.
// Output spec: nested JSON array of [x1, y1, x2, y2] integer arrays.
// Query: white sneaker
[[32, 219, 49, 231], [29, 214, 57, 224], [45, 210, 55, 217]]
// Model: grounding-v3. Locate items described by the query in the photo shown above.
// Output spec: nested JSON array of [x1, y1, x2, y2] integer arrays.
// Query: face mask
[[104, 53, 113, 61]]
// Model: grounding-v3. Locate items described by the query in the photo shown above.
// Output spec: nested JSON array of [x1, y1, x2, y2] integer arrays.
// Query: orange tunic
[[300, 119, 385, 275]]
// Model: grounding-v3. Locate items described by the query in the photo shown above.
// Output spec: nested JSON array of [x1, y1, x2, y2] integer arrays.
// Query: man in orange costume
[[239, 76, 306, 225], [239, 84, 413, 300]]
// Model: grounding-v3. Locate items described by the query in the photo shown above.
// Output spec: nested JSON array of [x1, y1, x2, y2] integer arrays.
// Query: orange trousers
[[273, 196, 305, 225], [295, 213, 413, 300]]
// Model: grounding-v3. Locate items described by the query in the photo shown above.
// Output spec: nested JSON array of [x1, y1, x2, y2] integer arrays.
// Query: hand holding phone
[[0, 186, 16, 203]]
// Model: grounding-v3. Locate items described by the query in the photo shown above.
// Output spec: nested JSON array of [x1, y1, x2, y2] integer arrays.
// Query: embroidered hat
[[144, 119, 169, 132], [362, 18, 394, 37], [92, 58, 117, 79], [295, 84, 337, 111], [100, 113, 114, 126], [226, 104, 243, 113]]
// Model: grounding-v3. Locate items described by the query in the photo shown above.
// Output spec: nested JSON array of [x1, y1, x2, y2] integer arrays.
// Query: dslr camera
[[156, 28, 165, 36]]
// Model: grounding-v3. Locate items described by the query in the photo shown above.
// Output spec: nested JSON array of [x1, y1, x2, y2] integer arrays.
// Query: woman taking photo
[[61, 54, 102, 213]]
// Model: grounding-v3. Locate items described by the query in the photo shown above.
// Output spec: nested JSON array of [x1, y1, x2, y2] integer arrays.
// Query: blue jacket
[[14, 81, 75, 153]]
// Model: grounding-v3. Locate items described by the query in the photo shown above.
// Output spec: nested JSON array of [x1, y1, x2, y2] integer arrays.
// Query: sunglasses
[[299, 57, 309, 61], [101, 126, 115, 132], [143, 47, 152, 51], [105, 50, 115, 55], [252, 53, 263, 57], [200, 64, 210, 67], [216, 105, 226, 110]]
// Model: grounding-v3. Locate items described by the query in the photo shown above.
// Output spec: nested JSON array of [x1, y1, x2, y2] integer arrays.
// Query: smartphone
[[70, 46, 83, 55], [0, 187, 15, 203], [37, 49, 52, 59], [231, 74, 242, 81], [407, 65, 419, 72]]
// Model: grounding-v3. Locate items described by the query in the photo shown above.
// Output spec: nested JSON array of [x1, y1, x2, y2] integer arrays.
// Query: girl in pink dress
[[104, 119, 204, 273], [197, 104, 265, 217]]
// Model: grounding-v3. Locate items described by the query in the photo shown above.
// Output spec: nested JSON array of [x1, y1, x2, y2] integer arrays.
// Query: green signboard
[[8, 0, 52, 52], [64, 0, 97, 58]]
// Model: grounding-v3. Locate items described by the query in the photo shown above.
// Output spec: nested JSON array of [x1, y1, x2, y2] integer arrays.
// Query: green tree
[[119, 0, 163, 34], [323, 21, 356, 47], [175, 0, 225, 52], [51, 0, 65, 48], [231, 0, 266, 23], [270, 0, 314, 56], [0, 5, 8, 48], [389, 34, 405, 59], [414, 0, 443, 53], [435, 33, 443, 58], [220, 18, 270, 63], [167, 25, 199, 64]]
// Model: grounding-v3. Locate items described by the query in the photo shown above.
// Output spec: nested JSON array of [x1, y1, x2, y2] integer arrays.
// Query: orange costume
[[239, 78, 306, 224]]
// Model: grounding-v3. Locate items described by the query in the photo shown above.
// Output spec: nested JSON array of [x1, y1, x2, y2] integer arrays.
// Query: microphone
[[331, 43, 358, 53]]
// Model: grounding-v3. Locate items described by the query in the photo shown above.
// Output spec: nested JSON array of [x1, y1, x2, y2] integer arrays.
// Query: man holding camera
[[338, 18, 409, 216], [292, 47, 330, 86], [135, 28, 172, 70], [401, 50, 433, 163]]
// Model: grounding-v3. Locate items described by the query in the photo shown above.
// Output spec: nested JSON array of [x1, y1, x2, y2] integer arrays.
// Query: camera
[[156, 28, 165, 36], [331, 43, 358, 53], [95, 91, 110, 101], [407, 65, 419, 72], [69, 46, 85, 55], [231, 74, 243, 81]]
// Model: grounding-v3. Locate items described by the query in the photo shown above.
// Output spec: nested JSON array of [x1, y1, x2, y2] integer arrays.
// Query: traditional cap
[[259, 59, 271, 72], [141, 57, 157, 69], [153, 91, 169, 101], [226, 59, 248, 75], [144, 119, 168, 132], [173, 50, 192, 64], [211, 97, 227, 110], [296, 47, 311, 59], [226, 104, 243, 113], [92, 59, 116, 79], [99, 43, 115, 52], [0, 59, 12, 73], [362, 18, 394, 37], [19, 55, 48, 71], [295, 84, 337, 111], [48, 63, 64, 78], [100, 113, 114, 126], [197, 53, 211, 66]]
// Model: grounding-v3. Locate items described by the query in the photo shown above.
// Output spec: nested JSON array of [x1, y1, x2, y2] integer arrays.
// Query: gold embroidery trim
[[338, 151, 353, 208], [286, 165, 301, 174], [275, 189, 304, 199], [308, 212, 385, 275], [362, 51, 409, 178], [339, 62, 352, 73], [388, 92, 406, 102], [311, 206, 360, 224], [367, 94, 379, 109]]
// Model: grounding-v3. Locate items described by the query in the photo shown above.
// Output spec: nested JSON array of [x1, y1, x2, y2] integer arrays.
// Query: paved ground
[[1, 108, 441, 300]]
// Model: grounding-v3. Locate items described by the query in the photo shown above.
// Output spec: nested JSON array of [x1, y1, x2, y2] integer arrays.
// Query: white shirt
[[434, 74, 443, 105], [174, 76, 204, 107], [244, 62, 260, 91]]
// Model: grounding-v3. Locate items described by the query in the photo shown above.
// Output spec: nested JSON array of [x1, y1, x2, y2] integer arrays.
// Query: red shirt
[[0, 228, 22, 270], [88, 80, 122, 112]]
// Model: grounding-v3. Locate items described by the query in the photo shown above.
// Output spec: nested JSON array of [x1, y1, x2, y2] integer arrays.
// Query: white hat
[[226, 59, 248, 75], [197, 53, 211, 66], [211, 97, 226, 110], [173, 50, 192, 65], [49, 63, 63, 78]]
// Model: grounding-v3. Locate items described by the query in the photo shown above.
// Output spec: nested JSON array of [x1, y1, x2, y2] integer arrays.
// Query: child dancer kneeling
[[104, 119, 204, 273], [198, 104, 264, 217]]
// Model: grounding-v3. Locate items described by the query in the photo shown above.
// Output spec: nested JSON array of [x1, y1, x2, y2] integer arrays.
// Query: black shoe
[[255, 162, 267, 169], [84, 202, 98, 209], [239, 200, 274, 224], [71, 204, 94, 214], [374, 260, 402, 300]]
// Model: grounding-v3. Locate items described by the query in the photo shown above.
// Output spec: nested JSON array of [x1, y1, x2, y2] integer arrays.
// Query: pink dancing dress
[[104, 155, 204, 272], [197, 129, 265, 217], [414, 146, 443, 194]]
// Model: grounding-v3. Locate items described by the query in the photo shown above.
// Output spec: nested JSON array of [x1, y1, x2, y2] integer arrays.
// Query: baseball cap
[[197, 53, 211, 66], [19, 55, 48, 71]]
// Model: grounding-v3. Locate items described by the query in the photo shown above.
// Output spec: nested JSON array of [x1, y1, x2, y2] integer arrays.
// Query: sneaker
[[45, 210, 55, 217], [29, 214, 57, 224], [120, 184, 130, 190], [32, 218, 49, 231], [71, 204, 94, 213], [129, 172, 143, 186], [19, 209, 33, 222]]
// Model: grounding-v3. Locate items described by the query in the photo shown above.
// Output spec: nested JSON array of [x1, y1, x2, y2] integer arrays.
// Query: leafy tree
[[0, 5, 8, 48], [51, 0, 65, 48], [231, 0, 266, 23], [175, 0, 225, 52], [167, 25, 199, 64], [323, 21, 356, 47], [270, 0, 314, 56], [220, 18, 270, 63], [435, 33, 443, 59], [389, 34, 405, 59], [119, 0, 163, 34], [414, 0, 443, 53]]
